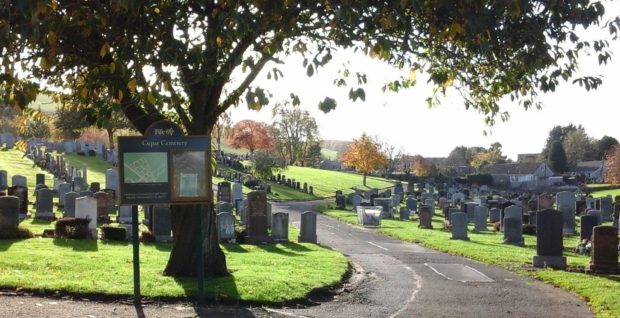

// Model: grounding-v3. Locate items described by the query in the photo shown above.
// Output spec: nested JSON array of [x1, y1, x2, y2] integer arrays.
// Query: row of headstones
[[273, 174, 314, 195], [0, 132, 16, 148], [215, 190, 317, 244]]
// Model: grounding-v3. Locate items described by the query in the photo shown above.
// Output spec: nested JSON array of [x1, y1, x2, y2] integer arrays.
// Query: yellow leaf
[[127, 79, 137, 91], [40, 57, 49, 70], [154, 7, 160, 14], [109, 62, 116, 74], [117, 90, 124, 101], [99, 43, 109, 58], [80, 87, 88, 98], [147, 92, 156, 104], [409, 68, 417, 82], [47, 31, 57, 45], [163, 80, 171, 91], [216, 36, 223, 46]]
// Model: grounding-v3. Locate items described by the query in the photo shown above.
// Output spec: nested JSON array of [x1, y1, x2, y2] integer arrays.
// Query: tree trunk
[[363, 173, 367, 186], [106, 128, 115, 149], [163, 132, 228, 278]]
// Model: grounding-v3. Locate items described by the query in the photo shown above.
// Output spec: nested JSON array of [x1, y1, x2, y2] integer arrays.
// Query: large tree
[[341, 133, 387, 186], [564, 127, 598, 168], [271, 101, 320, 165], [597, 135, 619, 159], [604, 145, 620, 185], [548, 140, 568, 174], [1, 1, 616, 278], [228, 119, 274, 154]]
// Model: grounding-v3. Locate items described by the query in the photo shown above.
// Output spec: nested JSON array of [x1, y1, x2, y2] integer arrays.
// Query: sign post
[[118, 120, 210, 304]]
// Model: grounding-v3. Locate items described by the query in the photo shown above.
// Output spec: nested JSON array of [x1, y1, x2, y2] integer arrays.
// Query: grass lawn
[[273, 166, 394, 198], [322, 205, 620, 318], [0, 225, 348, 304], [590, 188, 620, 199], [0, 149, 56, 191]]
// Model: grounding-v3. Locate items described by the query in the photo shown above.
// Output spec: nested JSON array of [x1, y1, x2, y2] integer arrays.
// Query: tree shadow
[[100, 240, 130, 247], [255, 243, 300, 257], [29, 219, 53, 225], [0, 238, 21, 251], [171, 271, 242, 307], [281, 241, 312, 252], [52, 238, 99, 251], [221, 244, 249, 253]]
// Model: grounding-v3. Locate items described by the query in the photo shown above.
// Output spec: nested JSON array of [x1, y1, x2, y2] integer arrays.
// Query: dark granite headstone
[[152, 206, 172, 242], [36, 173, 45, 186], [35, 188, 54, 220], [7, 186, 28, 219], [0, 196, 19, 230], [418, 205, 433, 229], [533, 209, 566, 269], [245, 191, 271, 243], [217, 181, 232, 203], [580, 215, 598, 241], [298, 211, 317, 243]]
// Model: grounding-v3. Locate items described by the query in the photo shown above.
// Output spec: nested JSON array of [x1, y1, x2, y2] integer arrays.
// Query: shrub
[[55, 217, 90, 239], [140, 230, 155, 243], [101, 226, 127, 241], [0, 226, 34, 239], [522, 224, 536, 235]]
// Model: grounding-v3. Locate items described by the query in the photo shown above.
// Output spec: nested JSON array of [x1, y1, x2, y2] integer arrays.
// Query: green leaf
[[318, 97, 336, 113]]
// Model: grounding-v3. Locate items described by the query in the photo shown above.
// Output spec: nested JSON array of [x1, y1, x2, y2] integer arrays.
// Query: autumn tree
[[228, 120, 274, 154], [597, 135, 619, 159], [564, 127, 598, 168], [341, 133, 387, 186], [411, 155, 437, 178], [604, 145, 620, 185], [271, 101, 320, 165], [548, 141, 568, 174], [1, 1, 616, 278]]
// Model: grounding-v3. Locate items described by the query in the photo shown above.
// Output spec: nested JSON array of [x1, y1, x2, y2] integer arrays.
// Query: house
[[319, 160, 342, 171], [481, 162, 554, 189], [570, 161, 604, 183]]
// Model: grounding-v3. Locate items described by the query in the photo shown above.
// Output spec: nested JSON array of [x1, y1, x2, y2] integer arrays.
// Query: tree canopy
[[341, 133, 387, 186], [228, 119, 274, 154], [1, 0, 617, 278], [548, 140, 568, 174]]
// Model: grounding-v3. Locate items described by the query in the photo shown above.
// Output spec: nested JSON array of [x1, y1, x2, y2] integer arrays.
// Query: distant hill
[[321, 140, 351, 153]]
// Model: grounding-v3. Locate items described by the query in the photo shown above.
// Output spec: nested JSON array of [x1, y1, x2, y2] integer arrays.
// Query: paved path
[[271, 200, 593, 318]]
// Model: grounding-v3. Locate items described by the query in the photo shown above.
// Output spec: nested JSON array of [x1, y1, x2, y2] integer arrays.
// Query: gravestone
[[533, 209, 566, 269], [600, 196, 613, 222], [351, 194, 363, 212], [152, 206, 172, 242], [556, 191, 576, 234], [35, 173, 45, 186], [586, 226, 619, 273], [298, 211, 317, 243], [35, 188, 55, 220], [12, 175, 27, 187], [503, 217, 524, 245], [75, 196, 97, 238], [392, 194, 402, 207], [406, 197, 417, 213], [585, 197, 596, 210], [105, 169, 118, 192], [448, 207, 461, 223], [63, 192, 79, 217], [473, 206, 488, 232], [117, 205, 133, 224], [489, 208, 501, 223], [335, 194, 346, 210], [0, 196, 19, 230], [418, 205, 433, 229], [465, 202, 478, 222], [245, 191, 271, 243], [450, 212, 469, 240], [93, 192, 112, 221], [232, 182, 243, 203], [356, 206, 381, 227], [217, 212, 236, 243], [374, 198, 393, 219], [399, 207, 410, 220], [238, 199, 248, 225], [538, 195, 553, 210], [217, 202, 233, 214], [0, 170, 7, 190], [528, 211, 537, 225], [575, 200, 587, 215], [73, 176, 85, 192], [8, 186, 28, 219], [81, 165, 88, 185], [271, 212, 289, 242], [586, 210, 602, 226], [502, 205, 522, 232], [424, 199, 435, 214], [580, 215, 599, 241], [217, 181, 232, 203]]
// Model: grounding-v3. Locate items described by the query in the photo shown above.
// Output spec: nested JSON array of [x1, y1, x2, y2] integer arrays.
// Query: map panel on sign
[[123, 152, 168, 183]]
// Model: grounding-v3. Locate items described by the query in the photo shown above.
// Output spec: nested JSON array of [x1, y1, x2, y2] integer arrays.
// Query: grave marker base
[[532, 255, 566, 270]]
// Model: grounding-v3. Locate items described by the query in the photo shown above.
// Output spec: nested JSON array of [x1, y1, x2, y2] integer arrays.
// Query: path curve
[[272, 200, 593, 318]]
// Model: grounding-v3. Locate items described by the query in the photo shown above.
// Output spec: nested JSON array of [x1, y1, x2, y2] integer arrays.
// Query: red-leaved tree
[[604, 145, 620, 185], [228, 120, 274, 154]]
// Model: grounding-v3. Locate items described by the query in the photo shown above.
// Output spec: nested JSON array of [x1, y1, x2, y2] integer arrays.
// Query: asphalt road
[[271, 200, 593, 318]]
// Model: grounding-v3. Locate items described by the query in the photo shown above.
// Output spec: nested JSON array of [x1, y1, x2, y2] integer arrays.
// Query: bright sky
[[228, 3, 620, 161]]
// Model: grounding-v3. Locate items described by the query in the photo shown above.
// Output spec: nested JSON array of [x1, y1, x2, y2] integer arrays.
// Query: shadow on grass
[[255, 243, 300, 257], [171, 269, 242, 305], [0, 238, 23, 251], [222, 244, 249, 253], [52, 238, 99, 251], [29, 219, 53, 225]]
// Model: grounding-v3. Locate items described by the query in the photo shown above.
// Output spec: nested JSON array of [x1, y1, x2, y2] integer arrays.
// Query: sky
[[228, 3, 620, 161]]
